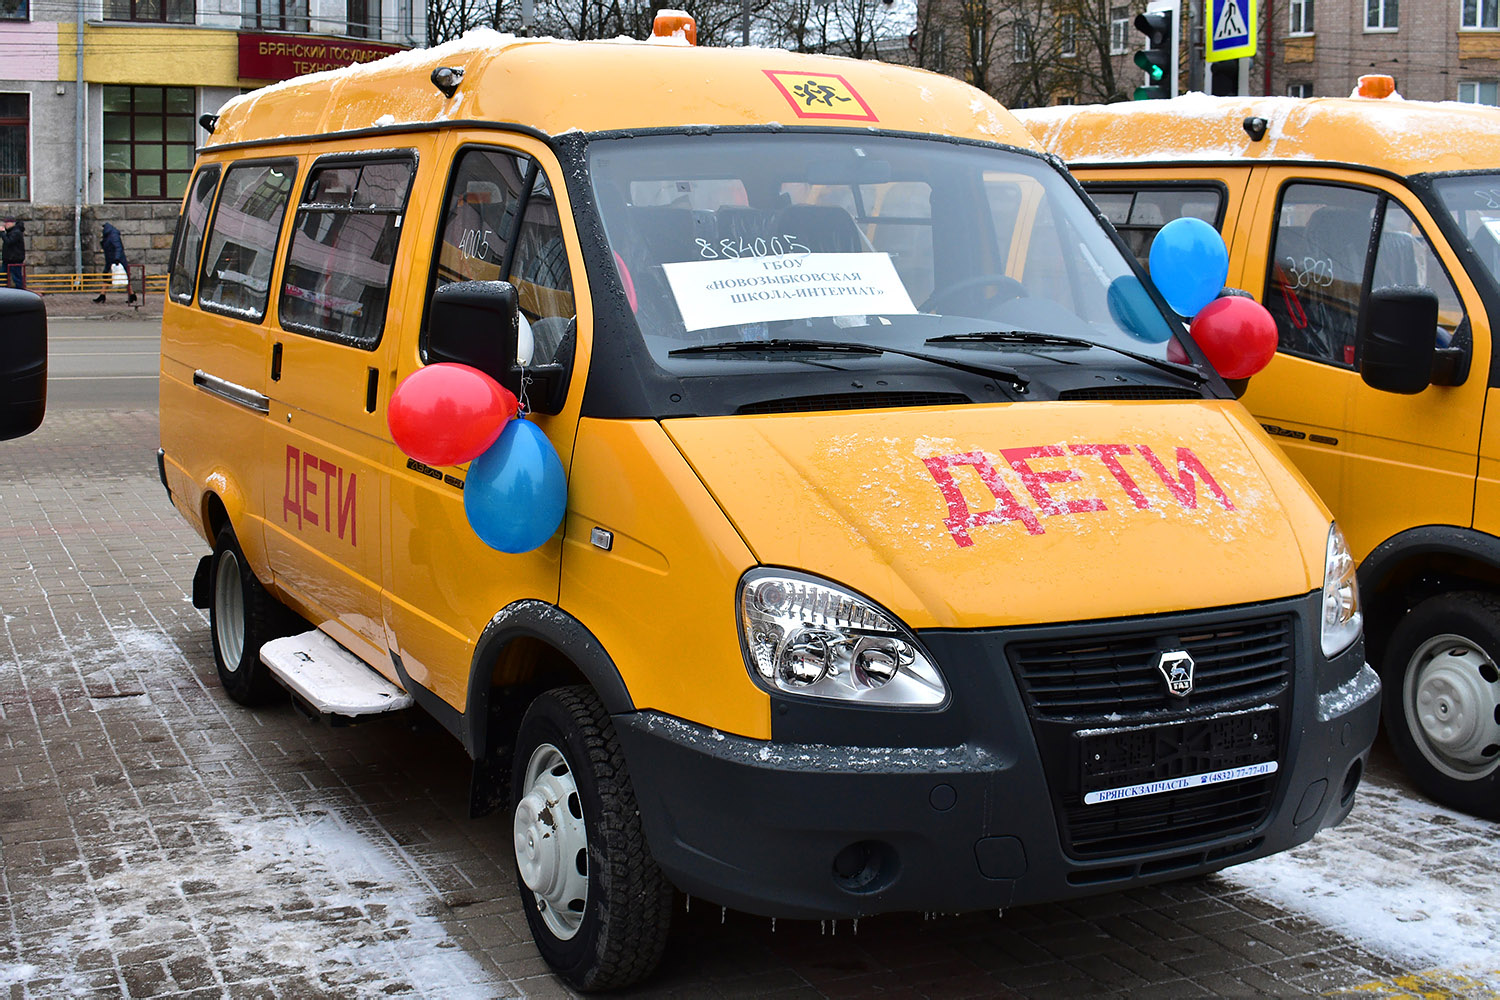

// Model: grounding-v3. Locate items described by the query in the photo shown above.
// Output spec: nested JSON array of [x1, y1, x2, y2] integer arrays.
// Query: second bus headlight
[[738, 569, 947, 707]]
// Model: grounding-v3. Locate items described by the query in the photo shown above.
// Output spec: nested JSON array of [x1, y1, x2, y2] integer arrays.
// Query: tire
[[1379, 591, 1500, 820], [511, 686, 672, 991], [208, 524, 291, 706]]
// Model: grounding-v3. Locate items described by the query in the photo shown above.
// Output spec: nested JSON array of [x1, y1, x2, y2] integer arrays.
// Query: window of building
[[1366, 0, 1397, 28], [1110, 7, 1129, 54], [1290, 0, 1313, 34], [1, 0, 28, 20], [347, 0, 378, 37], [0, 94, 28, 201], [198, 159, 295, 322], [103, 0, 192, 22], [1288, 82, 1313, 97], [168, 165, 221, 303], [103, 86, 195, 200], [1459, 80, 1500, 103], [1464, 0, 1499, 29], [241, 0, 308, 32], [1013, 21, 1034, 63], [1059, 14, 1076, 57], [280, 156, 415, 347], [430, 147, 576, 366], [1082, 184, 1225, 270]]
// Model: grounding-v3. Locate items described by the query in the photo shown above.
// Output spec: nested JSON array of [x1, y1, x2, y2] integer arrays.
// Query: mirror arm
[[1431, 346, 1470, 387]]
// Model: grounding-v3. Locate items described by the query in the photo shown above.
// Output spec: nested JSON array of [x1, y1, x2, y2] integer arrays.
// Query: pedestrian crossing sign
[[1206, 0, 1256, 62]]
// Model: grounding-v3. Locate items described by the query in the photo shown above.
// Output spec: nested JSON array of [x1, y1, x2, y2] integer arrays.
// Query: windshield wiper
[[669, 338, 1029, 389], [925, 331, 1206, 384]]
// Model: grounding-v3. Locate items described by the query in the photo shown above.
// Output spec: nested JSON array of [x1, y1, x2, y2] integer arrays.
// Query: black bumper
[[614, 592, 1381, 920]]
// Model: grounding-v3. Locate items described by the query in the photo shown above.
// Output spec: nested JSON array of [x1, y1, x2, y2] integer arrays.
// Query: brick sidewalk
[[0, 407, 1489, 998]]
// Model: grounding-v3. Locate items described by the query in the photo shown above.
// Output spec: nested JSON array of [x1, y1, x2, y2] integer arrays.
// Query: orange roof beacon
[[157, 33, 1379, 989]]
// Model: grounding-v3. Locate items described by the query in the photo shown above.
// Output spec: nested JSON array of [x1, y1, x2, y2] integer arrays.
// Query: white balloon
[[516, 314, 535, 367]]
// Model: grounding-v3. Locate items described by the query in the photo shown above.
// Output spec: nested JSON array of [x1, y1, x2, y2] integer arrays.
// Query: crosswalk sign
[[1206, 0, 1256, 62]]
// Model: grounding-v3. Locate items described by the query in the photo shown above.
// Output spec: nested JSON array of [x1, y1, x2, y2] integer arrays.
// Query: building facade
[[0, 0, 423, 279], [1261, 0, 1500, 103]]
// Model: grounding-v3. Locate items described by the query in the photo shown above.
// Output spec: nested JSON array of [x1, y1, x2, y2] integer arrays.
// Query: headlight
[[737, 569, 947, 707], [1320, 522, 1362, 658]]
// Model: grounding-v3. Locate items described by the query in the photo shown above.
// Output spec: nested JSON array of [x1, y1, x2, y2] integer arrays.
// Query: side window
[[1082, 185, 1225, 269], [280, 156, 415, 348], [432, 147, 575, 365], [198, 159, 295, 321], [1374, 202, 1467, 348], [508, 167, 576, 365], [1264, 184, 1378, 367], [167, 164, 220, 303]]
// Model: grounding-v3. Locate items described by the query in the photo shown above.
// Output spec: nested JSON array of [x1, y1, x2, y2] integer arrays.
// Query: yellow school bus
[[158, 25, 1379, 989], [1018, 86, 1500, 823]]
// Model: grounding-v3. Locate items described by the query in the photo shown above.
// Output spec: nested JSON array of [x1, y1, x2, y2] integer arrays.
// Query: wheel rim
[[1403, 632, 1500, 781], [514, 742, 589, 941], [213, 549, 246, 672]]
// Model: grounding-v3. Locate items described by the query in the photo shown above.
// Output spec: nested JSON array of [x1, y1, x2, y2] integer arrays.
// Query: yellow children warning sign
[[764, 70, 878, 122]]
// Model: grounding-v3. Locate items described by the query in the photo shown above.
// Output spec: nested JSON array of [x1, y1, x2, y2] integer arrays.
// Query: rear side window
[[167, 164, 220, 304], [280, 156, 415, 348], [198, 159, 296, 322], [1083, 185, 1225, 268]]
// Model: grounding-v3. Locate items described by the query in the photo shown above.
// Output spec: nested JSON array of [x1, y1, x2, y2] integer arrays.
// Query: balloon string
[[517, 368, 533, 417]]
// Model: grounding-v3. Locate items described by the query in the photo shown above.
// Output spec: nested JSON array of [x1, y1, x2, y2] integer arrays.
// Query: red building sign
[[238, 33, 407, 81]]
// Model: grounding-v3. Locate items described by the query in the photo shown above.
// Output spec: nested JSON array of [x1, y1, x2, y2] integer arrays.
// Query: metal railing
[[0, 265, 165, 297]]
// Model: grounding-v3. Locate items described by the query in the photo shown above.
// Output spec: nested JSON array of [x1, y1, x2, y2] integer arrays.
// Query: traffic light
[[1133, 9, 1173, 100]]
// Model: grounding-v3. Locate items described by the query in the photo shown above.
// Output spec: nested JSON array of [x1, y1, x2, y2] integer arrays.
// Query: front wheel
[[1380, 591, 1500, 820], [511, 686, 672, 991]]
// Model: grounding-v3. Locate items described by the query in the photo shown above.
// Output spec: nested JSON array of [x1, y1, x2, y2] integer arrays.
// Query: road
[[46, 317, 162, 410], [2, 316, 1498, 998]]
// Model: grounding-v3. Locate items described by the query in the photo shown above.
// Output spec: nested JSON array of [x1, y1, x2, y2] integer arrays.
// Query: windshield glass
[[1433, 174, 1500, 289], [587, 133, 1177, 373]]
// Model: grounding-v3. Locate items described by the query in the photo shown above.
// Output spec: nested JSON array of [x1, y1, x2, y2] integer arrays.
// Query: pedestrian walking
[[94, 222, 136, 304], [1, 217, 24, 290]]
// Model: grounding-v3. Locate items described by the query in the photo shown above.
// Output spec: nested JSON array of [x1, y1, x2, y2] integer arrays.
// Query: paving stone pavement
[[1, 406, 1496, 999]]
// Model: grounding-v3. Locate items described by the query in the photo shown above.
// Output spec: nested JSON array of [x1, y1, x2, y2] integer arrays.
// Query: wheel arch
[[1358, 525, 1500, 656]]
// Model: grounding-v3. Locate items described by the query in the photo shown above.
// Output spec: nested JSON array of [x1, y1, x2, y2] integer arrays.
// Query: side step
[[260, 630, 413, 722]]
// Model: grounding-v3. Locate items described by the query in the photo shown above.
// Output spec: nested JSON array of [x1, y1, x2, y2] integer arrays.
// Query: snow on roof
[[1015, 93, 1500, 176]]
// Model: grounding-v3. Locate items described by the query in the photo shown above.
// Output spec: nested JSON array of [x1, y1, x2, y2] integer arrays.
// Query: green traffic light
[[1134, 51, 1165, 81]]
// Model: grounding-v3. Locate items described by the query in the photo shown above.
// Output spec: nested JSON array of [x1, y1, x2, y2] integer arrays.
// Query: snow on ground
[[23, 806, 505, 997], [1223, 775, 1500, 990]]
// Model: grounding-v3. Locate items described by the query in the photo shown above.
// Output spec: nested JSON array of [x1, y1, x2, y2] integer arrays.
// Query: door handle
[[271, 341, 283, 381], [366, 367, 378, 413]]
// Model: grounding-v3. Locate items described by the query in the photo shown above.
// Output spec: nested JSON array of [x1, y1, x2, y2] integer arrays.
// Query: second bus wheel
[[511, 685, 673, 991], [209, 525, 291, 706], [1380, 590, 1500, 821]]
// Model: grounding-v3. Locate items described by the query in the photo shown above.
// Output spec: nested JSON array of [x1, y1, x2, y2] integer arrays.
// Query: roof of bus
[[206, 29, 1037, 151], [1014, 93, 1500, 177]]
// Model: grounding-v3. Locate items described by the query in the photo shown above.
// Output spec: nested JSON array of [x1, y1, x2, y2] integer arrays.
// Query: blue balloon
[[1106, 274, 1173, 344], [464, 418, 566, 553], [1147, 216, 1229, 318]]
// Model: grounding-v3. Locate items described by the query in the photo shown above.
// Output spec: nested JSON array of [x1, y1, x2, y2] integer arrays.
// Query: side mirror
[[1360, 286, 1441, 394], [0, 288, 47, 441], [426, 280, 569, 414]]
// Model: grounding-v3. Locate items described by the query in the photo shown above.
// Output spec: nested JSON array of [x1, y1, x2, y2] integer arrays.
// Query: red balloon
[[1189, 296, 1279, 379], [388, 363, 518, 467]]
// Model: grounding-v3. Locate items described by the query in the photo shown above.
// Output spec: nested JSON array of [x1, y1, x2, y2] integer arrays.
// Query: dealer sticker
[[1083, 761, 1279, 806], [663, 252, 916, 332]]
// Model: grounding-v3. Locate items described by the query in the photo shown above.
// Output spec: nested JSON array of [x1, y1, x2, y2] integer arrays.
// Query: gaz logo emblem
[[1157, 650, 1195, 698]]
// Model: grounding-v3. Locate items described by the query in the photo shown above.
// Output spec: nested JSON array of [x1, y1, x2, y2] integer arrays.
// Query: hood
[[663, 400, 1330, 630]]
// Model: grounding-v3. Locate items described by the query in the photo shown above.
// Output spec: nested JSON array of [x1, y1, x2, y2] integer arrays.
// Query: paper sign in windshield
[[663, 252, 917, 332]]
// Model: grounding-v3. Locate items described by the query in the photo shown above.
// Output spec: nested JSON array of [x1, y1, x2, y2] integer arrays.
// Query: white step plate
[[260, 630, 413, 717]]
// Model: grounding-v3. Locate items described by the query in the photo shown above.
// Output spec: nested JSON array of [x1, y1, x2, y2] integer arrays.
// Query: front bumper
[[614, 593, 1381, 920]]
